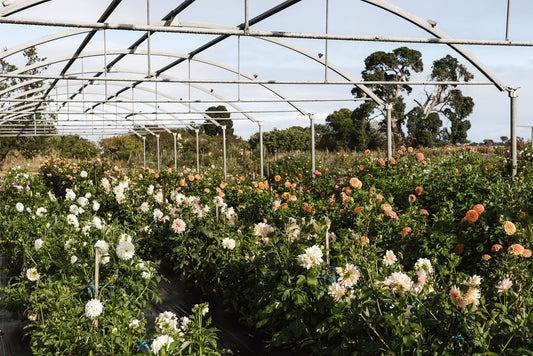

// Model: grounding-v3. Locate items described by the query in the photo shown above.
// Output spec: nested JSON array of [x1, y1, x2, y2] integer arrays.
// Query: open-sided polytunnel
[[2, 0, 533, 176], [1, 1, 533, 355]]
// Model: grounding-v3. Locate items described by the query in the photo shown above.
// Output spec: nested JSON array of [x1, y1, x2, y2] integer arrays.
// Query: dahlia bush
[[0, 146, 532, 354]]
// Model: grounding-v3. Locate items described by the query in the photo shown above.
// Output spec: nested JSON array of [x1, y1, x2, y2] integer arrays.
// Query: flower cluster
[[450, 275, 482, 311], [297, 245, 323, 269]]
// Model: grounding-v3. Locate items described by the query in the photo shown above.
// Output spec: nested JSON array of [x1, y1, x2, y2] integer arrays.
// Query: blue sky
[[3, 0, 533, 143]]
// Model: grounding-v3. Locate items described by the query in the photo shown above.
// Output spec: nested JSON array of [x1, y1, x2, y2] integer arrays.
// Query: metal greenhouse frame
[[0, 0, 529, 177]]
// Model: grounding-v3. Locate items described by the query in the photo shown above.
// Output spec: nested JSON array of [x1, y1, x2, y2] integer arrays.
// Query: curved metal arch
[[0, 0, 50, 17], [50, 82, 207, 131], [1, 64, 259, 129], [52, 102, 165, 136], [3, 100, 159, 136], [2, 74, 250, 133], [51, 112, 147, 138], [69, 67, 260, 124], [362, 0, 507, 92], [0, 20, 383, 114], [0, 50, 309, 119], [1, 86, 185, 132], [0, 50, 291, 122], [0, 28, 91, 61], [1, 80, 189, 130], [179, 20, 385, 106]]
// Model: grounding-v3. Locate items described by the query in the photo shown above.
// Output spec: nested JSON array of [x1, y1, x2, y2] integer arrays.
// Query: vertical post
[[509, 89, 518, 178], [324, 0, 329, 82], [244, 0, 249, 35], [195, 128, 200, 172], [309, 114, 316, 179], [162, 178, 166, 212], [237, 36, 241, 100], [325, 226, 330, 270], [146, 0, 151, 77], [258, 121, 264, 178], [188, 58, 191, 112], [386, 103, 393, 162], [33, 113, 36, 135], [103, 29, 107, 99], [142, 136, 146, 168], [531, 127, 533, 149], [94, 247, 100, 297], [156, 134, 160, 172], [173, 132, 177, 169], [506, 0, 512, 41], [222, 125, 227, 180]]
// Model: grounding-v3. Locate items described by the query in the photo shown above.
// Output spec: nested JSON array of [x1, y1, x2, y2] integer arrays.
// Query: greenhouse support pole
[[195, 128, 200, 172], [156, 134, 160, 172], [386, 103, 393, 162], [173, 132, 177, 169], [510, 89, 518, 178], [222, 125, 227, 180], [309, 113, 316, 178], [142, 136, 146, 168], [506, 0, 512, 41], [531, 127, 533, 149], [259, 121, 264, 178]]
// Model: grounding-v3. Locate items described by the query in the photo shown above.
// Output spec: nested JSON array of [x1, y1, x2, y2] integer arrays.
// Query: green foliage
[[444, 90, 474, 144], [100, 135, 143, 160], [406, 108, 443, 147], [203, 106, 233, 136], [249, 126, 311, 153], [344, 47, 475, 148], [351, 47, 423, 145], [0, 46, 57, 168], [2, 147, 533, 355]]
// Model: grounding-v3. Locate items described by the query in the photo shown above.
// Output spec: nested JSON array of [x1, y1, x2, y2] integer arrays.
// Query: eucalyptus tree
[[351, 46, 423, 146]]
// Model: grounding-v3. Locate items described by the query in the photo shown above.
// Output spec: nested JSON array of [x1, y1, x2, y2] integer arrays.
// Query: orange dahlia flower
[[481, 254, 491, 261], [508, 244, 524, 256], [349, 177, 362, 189], [520, 249, 531, 258], [465, 210, 479, 224], [473, 204, 484, 215], [453, 243, 466, 255], [491, 244, 503, 253], [503, 221, 516, 235]]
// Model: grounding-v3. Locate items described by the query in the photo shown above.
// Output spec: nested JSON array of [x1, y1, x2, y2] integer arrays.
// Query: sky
[[2, 0, 533, 143]]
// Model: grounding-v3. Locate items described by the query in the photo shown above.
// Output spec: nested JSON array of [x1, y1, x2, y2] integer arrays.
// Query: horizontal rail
[[1, 16, 533, 47]]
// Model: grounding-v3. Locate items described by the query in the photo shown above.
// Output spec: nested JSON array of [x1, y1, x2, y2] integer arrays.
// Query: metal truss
[[0, 0, 524, 176]]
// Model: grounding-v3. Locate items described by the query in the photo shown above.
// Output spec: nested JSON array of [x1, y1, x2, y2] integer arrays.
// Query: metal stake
[[173, 132, 177, 169], [386, 103, 393, 161], [195, 128, 200, 172], [258, 121, 264, 178], [142, 136, 146, 168], [509, 88, 518, 177], [222, 125, 227, 180], [310, 113, 316, 179], [156, 134, 160, 171]]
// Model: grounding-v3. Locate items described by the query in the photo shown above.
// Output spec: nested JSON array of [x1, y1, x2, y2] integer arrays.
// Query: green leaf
[[402, 334, 417, 348]]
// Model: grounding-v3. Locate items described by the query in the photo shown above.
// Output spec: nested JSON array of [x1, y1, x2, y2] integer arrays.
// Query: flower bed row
[[0, 165, 226, 355], [1, 146, 533, 355]]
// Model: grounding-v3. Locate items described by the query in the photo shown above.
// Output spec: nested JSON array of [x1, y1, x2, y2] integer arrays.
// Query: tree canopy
[[343, 47, 475, 149], [203, 105, 234, 136], [249, 126, 312, 153]]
